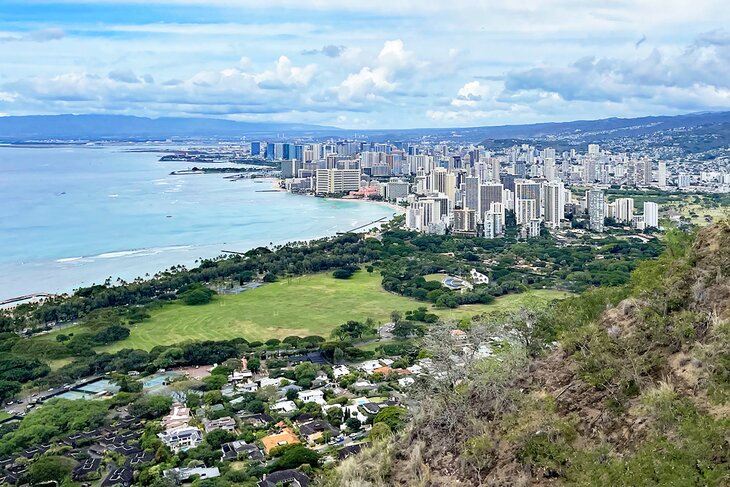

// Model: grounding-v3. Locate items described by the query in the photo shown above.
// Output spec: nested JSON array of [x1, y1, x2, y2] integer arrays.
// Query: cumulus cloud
[[502, 32, 730, 111], [335, 40, 419, 104]]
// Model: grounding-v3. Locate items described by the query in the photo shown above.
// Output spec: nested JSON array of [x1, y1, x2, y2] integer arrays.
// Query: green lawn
[[88, 271, 570, 352], [0, 411, 12, 423]]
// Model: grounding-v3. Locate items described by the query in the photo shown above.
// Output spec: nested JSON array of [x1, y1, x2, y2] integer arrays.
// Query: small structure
[[163, 467, 221, 484], [298, 419, 339, 443], [201, 417, 237, 433], [162, 403, 192, 430], [270, 400, 297, 414], [157, 425, 203, 452], [221, 440, 264, 461], [297, 389, 326, 405], [261, 425, 300, 454], [257, 469, 311, 487]]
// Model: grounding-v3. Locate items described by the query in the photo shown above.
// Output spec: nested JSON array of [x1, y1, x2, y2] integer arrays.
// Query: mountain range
[[1, 111, 730, 143]]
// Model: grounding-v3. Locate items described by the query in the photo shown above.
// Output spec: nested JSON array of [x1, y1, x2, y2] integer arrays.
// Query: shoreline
[[270, 177, 406, 215], [1, 180, 400, 303]]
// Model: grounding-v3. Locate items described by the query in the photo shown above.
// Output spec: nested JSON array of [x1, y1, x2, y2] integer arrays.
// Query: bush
[[182, 287, 215, 305]]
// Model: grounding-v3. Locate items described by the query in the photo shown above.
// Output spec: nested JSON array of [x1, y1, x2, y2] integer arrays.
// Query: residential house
[[102, 466, 133, 487], [261, 425, 300, 454], [162, 403, 191, 430], [297, 419, 340, 443], [157, 425, 203, 452], [332, 365, 350, 379], [221, 440, 264, 461], [297, 389, 325, 405], [257, 469, 311, 487], [270, 400, 297, 414], [202, 416, 237, 433], [163, 467, 221, 484], [237, 413, 273, 427]]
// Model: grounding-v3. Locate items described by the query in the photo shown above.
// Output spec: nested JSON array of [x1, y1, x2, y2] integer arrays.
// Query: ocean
[[0, 144, 395, 300]]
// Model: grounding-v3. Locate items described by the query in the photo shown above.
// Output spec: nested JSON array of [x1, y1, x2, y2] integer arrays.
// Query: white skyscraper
[[678, 173, 691, 188], [615, 198, 635, 223], [644, 202, 659, 228], [543, 181, 565, 229], [587, 189, 605, 232], [657, 161, 667, 187], [588, 144, 600, 155]]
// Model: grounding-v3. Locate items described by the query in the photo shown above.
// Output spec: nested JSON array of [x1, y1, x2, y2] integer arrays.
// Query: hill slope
[[324, 222, 730, 486]]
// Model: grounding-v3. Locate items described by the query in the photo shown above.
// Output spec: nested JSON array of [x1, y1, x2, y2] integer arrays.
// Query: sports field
[[92, 271, 569, 351]]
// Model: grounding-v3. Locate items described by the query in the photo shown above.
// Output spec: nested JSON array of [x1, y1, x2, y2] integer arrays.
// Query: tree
[[0, 380, 21, 403], [326, 407, 343, 427], [203, 374, 227, 391], [28, 456, 76, 484], [205, 429, 236, 449], [369, 422, 392, 441], [345, 417, 362, 432], [373, 406, 408, 431], [270, 444, 320, 471], [263, 273, 278, 282], [131, 395, 173, 419], [183, 288, 215, 305], [93, 324, 130, 344], [247, 356, 261, 373]]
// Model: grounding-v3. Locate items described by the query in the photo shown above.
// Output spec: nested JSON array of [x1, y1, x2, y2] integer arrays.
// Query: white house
[[259, 377, 284, 388], [270, 400, 297, 413], [298, 389, 326, 405], [332, 365, 351, 379], [157, 425, 203, 452], [398, 377, 415, 388]]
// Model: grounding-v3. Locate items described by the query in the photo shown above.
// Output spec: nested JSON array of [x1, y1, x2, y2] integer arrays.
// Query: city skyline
[[2, 1, 730, 128]]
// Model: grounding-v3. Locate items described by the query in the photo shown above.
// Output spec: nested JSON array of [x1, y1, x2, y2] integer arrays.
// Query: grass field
[[0, 411, 12, 423], [83, 271, 570, 352]]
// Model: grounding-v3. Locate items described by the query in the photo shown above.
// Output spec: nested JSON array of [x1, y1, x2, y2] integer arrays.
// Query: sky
[[1, 0, 730, 129]]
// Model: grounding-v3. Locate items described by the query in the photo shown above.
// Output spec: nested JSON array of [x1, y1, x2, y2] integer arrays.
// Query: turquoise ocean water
[[0, 145, 394, 300]]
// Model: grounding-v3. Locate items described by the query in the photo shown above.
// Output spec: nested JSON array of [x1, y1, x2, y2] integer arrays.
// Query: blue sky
[[1, 0, 729, 128]]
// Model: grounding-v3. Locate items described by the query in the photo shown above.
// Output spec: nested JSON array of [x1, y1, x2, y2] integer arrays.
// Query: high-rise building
[[250, 141, 261, 156], [543, 181, 565, 229], [657, 161, 667, 187], [614, 198, 634, 223], [635, 160, 652, 186], [464, 176, 479, 210], [315, 168, 360, 195], [479, 183, 503, 222], [452, 208, 477, 236], [678, 173, 691, 188], [587, 189, 605, 232], [588, 144, 600, 155], [644, 201, 659, 228], [484, 203, 504, 239], [281, 159, 300, 179], [516, 198, 538, 226]]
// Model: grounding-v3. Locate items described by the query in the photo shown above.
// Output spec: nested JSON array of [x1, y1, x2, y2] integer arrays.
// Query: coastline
[[1, 177, 399, 302], [270, 177, 406, 215]]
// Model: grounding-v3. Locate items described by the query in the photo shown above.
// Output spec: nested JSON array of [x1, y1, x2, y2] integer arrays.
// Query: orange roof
[[372, 366, 393, 375], [261, 427, 300, 454]]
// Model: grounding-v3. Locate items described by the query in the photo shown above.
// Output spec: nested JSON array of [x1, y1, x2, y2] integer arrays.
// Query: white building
[[315, 168, 360, 194], [615, 198, 635, 223], [644, 201, 659, 228]]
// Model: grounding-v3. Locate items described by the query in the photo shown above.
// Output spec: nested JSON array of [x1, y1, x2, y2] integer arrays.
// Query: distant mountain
[[0, 114, 340, 142], [356, 111, 730, 143], [2, 111, 730, 144]]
